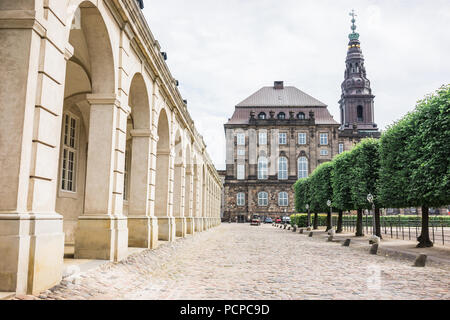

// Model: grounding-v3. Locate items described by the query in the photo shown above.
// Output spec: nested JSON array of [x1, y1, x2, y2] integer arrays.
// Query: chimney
[[274, 81, 284, 89]]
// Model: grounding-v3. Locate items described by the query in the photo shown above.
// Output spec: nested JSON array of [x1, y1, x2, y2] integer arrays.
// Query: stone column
[[174, 163, 187, 237], [185, 166, 194, 234], [74, 95, 128, 261], [0, 8, 66, 294], [127, 129, 158, 248]]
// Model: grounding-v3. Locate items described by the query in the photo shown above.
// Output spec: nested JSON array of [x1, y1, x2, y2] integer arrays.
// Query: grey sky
[[143, 0, 450, 170]]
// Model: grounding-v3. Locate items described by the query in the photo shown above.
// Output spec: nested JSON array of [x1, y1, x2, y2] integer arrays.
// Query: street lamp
[[367, 193, 375, 235], [327, 200, 333, 229], [306, 204, 310, 227]]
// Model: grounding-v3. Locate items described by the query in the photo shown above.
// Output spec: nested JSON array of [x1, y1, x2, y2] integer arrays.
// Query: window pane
[[298, 157, 308, 179], [298, 133, 306, 145], [278, 157, 288, 180]]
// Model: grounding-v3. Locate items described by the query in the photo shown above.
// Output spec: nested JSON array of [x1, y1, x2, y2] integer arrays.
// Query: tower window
[[357, 105, 363, 122]]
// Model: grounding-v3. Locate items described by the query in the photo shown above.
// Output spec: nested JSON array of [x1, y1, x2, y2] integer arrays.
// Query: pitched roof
[[226, 107, 339, 125], [236, 86, 327, 107]]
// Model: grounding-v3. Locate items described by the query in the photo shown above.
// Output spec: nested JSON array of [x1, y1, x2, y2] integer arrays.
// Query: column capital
[[86, 94, 120, 107]]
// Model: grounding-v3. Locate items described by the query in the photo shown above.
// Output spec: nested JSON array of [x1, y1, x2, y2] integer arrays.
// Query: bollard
[[299, 229, 304, 234], [369, 235, 380, 245], [284, 225, 287, 230], [414, 254, 427, 267], [292, 226, 297, 232], [306, 227, 312, 231], [370, 243, 379, 255], [342, 239, 351, 247], [308, 232, 313, 237], [327, 235, 334, 242]]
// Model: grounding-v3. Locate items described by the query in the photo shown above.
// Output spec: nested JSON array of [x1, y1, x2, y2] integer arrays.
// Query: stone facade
[[0, 0, 221, 295], [223, 82, 340, 221]]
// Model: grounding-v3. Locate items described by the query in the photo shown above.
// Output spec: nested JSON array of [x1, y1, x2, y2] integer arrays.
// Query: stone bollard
[[292, 226, 297, 232], [328, 229, 335, 236], [283, 225, 287, 229], [369, 235, 380, 245], [308, 232, 313, 237], [306, 227, 312, 231], [370, 243, 379, 255], [287, 226, 291, 230], [414, 254, 427, 267], [299, 229, 304, 234], [342, 239, 351, 247], [327, 235, 334, 242]]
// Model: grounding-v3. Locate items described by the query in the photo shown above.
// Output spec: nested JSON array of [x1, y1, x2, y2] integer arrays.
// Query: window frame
[[320, 149, 329, 156], [319, 133, 328, 145], [258, 131, 267, 145], [258, 192, 269, 207], [297, 156, 308, 179], [339, 143, 344, 154], [279, 132, 287, 145], [237, 164, 245, 180], [236, 133, 245, 146], [278, 192, 289, 207], [298, 132, 307, 145], [236, 192, 245, 206], [258, 156, 268, 180], [278, 157, 288, 180], [60, 112, 79, 194]]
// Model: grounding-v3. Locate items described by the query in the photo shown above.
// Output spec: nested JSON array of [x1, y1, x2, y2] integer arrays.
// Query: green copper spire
[[349, 9, 360, 41]]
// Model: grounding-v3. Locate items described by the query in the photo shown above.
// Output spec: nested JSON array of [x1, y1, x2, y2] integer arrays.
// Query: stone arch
[[155, 108, 171, 218], [66, 0, 115, 94], [125, 73, 153, 248]]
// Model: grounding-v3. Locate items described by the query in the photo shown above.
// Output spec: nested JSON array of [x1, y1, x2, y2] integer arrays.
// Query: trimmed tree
[[309, 162, 334, 231], [351, 138, 382, 238], [331, 150, 355, 233], [294, 178, 312, 227]]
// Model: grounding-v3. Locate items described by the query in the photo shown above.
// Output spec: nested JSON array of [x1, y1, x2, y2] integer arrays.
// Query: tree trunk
[[336, 210, 343, 233], [374, 207, 382, 239], [355, 209, 364, 236], [306, 211, 311, 228], [313, 212, 318, 230], [325, 211, 332, 231], [417, 206, 433, 248]]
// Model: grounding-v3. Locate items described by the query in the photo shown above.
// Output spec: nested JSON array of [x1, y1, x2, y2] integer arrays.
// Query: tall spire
[[349, 9, 360, 41], [339, 10, 378, 132]]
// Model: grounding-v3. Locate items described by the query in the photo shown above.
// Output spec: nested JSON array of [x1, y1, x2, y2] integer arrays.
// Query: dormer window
[[277, 112, 286, 120], [258, 112, 266, 120], [297, 112, 305, 120]]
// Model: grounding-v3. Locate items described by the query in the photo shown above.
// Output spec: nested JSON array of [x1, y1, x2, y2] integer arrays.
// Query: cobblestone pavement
[[18, 224, 450, 300]]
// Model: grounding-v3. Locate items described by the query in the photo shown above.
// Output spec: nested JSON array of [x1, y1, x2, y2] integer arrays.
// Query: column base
[[186, 217, 195, 235], [75, 215, 128, 261], [157, 216, 175, 241], [194, 217, 204, 232], [175, 217, 187, 238], [0, 213, 64, 295], [128, 216, 158, 249]]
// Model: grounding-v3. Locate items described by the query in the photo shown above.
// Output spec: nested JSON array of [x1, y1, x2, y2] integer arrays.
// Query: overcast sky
[[142, 0, 450, 170]]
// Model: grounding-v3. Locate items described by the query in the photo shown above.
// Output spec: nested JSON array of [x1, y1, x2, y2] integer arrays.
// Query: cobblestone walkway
[[23, 224, 450, 300]]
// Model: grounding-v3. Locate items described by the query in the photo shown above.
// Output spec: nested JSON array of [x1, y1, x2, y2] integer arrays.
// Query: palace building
[[0, 0, 221, 295], [222, 13, 380, 222]]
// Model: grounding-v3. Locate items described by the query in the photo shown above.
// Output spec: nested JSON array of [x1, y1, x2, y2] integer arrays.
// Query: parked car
[[264, 217, 273, 224], [275, 218, 282, 223], [282, 216, 291, 224], [250, 214, 261, 226]]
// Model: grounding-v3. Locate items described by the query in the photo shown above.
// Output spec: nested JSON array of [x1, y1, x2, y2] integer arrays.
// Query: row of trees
[[294, 85, 449, 248]]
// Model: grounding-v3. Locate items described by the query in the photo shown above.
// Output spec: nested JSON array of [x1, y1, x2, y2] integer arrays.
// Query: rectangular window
[[237, 164, 245, 180], [237, 149, 245, 156], [259, 132, 267, 145], [320, 149, 329, 156], [320, 133, 328, 145], [279, 132, 287, 145], [298, 132, 307, 145], [237, 193, 245, 206], [61, 113, 78, 192], [237, 133, 245, 146], [278, 192, 289, 206], [339, 143, 344, 154], [258, 192, 268, 206]]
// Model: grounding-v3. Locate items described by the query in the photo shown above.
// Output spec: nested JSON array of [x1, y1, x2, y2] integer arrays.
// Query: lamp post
[[327, 200, 332, 229], [306, 204, 310, 227], [367, 193, 375, 235]]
